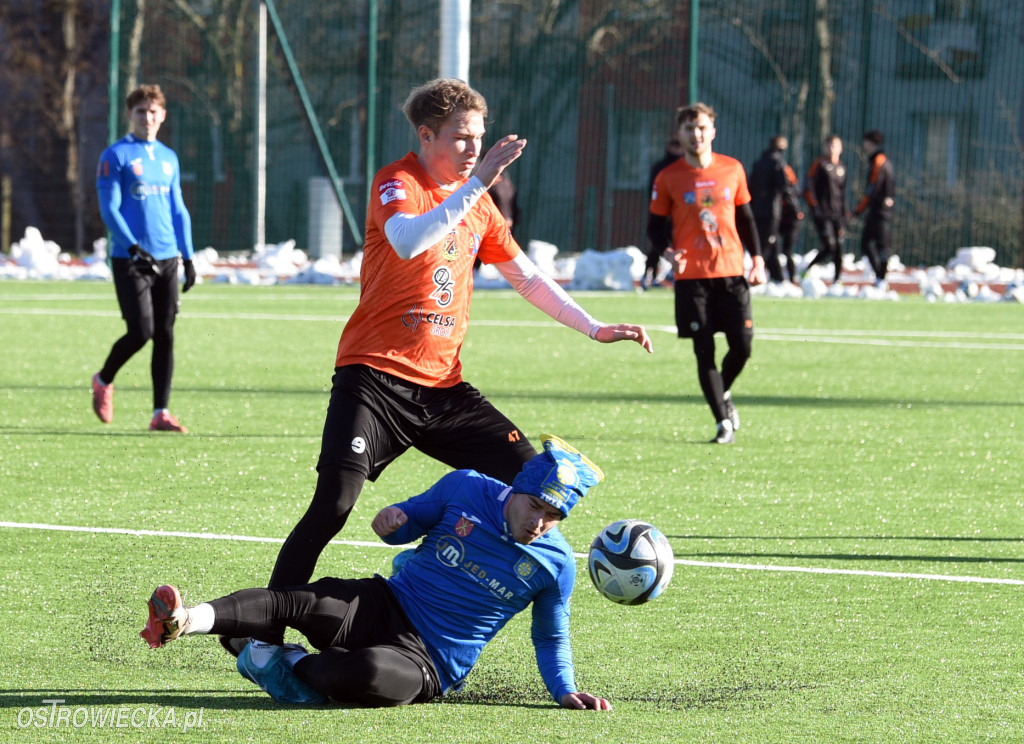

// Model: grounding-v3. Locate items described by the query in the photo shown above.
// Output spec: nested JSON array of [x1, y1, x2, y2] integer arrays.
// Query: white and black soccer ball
[[587, 520, 674, 605]]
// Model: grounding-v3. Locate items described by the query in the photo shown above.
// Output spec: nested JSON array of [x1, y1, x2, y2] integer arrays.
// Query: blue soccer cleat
[[236, 642, 327, 705]]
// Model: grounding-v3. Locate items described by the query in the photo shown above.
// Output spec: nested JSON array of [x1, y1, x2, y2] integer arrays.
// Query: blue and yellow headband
[[511, 434, 604, 518]]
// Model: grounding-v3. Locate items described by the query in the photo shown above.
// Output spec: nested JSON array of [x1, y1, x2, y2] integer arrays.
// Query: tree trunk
[[60, 0, 84, 253], [814, 0, 835, 143]]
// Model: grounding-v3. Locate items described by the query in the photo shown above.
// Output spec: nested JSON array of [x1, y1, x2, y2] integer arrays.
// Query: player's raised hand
[[474, 135, 527, 188], [371, 506, 408, 537], [594, 323, 653, 353]]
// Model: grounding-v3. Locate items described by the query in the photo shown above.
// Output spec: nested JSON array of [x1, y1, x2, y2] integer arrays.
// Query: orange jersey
[[335, 152, 520, 386], [649, 154, 751, 279]]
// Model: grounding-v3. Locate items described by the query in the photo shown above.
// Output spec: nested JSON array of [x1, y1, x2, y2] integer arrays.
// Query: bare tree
[[0, 0, 107, 253]]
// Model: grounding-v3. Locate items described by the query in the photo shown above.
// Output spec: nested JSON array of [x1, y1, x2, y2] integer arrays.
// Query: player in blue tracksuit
[[92, 84, 196, 432], [140, 435, 613, 710]]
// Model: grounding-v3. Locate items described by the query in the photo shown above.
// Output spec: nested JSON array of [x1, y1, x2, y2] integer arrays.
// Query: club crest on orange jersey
[[441, 231, 458, 261]]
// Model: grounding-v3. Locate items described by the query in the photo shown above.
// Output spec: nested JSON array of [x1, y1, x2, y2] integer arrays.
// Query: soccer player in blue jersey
[[92, 84, 196, 432], [141, 435, 614, 711]]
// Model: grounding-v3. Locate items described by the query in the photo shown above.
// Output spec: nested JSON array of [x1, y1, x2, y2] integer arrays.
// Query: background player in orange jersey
[[223, 78, 653, 665], [647, 102, 765, 444]]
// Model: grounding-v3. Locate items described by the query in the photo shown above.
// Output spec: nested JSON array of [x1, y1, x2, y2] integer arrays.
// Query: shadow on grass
[[618, 681, 817, 710], [0, 689, 304, 711], [2, 383, 1020, 410], [0, 689, 553, 712], [677, 550, 1024, 565], [667, 534, 1024, 565], [0, 428, 318, 439]]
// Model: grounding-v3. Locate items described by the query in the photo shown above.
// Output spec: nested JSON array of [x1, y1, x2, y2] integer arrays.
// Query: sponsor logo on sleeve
[[379, 179, 407, 206]]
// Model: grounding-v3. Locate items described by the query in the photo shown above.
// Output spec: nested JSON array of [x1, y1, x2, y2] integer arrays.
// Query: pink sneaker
[[150, 410, 188, 433], [140, 584, 191, 648], [92, 373, 113, 423]]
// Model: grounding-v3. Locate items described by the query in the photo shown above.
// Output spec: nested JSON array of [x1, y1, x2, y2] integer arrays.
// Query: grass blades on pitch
[[0, 281, 1022, 743]]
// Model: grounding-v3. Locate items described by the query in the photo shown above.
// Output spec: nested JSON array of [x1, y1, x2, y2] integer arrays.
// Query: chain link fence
[[1, 0, 1021, 268]]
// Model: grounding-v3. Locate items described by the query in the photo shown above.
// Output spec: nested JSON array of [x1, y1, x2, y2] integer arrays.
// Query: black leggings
[[692, 327, 752, 423], [861, 213, 891, 281], [100, 257, 179, 410], [805, 218, 844, 282], [267, 466, 365, 592], [210, 577, 440, 707]]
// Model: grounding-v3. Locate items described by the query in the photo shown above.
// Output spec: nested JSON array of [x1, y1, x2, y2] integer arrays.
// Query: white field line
[[2, 520, 1022, 587], [3, 307, 1024, 349]]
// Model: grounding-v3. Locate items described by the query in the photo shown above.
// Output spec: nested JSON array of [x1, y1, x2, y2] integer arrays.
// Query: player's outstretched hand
[[371, 506, 408, 537], [748, 255, 767, 287], [594, 323, 654, 353], [560, 691, 613, 711], [474, 134, 527, 189]]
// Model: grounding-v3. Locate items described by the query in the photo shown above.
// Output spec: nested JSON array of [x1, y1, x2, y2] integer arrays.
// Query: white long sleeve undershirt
[[384, 176, 489, 259], [383, 177, 601, 340], [494, 252, 602, 340]]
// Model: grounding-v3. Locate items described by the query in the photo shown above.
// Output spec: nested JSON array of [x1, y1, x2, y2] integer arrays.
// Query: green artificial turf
[[0, 281, 1021, 743]]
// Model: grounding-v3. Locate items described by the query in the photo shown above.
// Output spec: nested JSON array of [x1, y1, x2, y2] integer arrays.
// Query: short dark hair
[[126, 84, 165, 111], [402, 78, 488, 134], [676, 102, 716, 127], [863, 130, 884, 146]]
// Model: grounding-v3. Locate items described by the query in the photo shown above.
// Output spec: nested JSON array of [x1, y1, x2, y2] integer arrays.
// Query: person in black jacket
[[641, 138, 683, 289], [748, 136, 801, 284], [802, 135, 849, 284], [855, 130, 895, 287]]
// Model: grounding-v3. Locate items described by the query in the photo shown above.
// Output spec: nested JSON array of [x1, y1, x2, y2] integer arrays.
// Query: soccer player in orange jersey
[[223, 79, 653, 665], [647, 103, 765, 444]]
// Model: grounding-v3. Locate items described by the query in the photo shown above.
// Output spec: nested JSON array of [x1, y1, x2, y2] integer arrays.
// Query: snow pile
[[1, 226, 1021, 302]]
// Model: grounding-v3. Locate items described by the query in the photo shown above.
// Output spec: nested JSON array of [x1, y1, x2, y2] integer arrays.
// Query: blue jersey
[[383, 470, 578, 702], [96, 134, 194, 261]]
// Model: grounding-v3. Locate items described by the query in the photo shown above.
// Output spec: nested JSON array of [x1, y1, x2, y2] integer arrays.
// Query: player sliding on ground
[[141, 435, 612, 711]]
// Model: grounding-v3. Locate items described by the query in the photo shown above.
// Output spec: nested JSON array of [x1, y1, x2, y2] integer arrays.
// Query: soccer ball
[[587, 520, 674, 605]]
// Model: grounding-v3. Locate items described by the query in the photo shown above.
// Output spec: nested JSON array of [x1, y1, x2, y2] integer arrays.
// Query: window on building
[[913, 114, 963, 185], [896, 1, 985, 78], [612, 109, 674, 191]]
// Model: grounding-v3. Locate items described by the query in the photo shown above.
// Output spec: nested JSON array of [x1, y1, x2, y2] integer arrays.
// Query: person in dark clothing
[[487, 173, 521, 237], [855, 130, 895, 287], [801, 135, 849, 284], [642, 138, 683, 289], [474, 163, 521, 271], [776, 162, 804, 283], [748, 136, 801, 284]]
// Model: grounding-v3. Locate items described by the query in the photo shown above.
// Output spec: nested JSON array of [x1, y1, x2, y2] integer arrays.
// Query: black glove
[[128, 244, 157, 274], [182, 260, 197, 293]]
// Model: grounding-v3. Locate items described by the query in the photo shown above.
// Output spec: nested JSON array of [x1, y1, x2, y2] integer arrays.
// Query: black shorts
[[673, 276, 753, 338], [111, 256, 181, 324], [318, 365, 537, 484]]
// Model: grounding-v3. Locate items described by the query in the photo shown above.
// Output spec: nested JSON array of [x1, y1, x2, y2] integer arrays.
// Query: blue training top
[[383, 469, 578, 702], [96, 133, 194, 261]]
